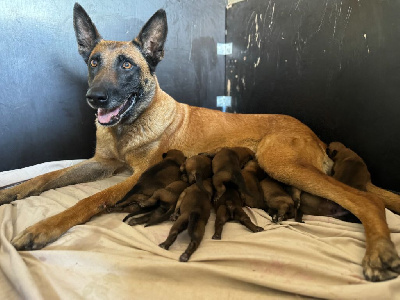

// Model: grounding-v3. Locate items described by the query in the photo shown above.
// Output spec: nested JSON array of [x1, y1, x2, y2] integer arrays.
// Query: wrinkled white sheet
[[1, 161, 400, 299]]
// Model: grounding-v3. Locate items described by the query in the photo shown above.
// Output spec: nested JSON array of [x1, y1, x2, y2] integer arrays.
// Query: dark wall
[[0, 0, 225, 172], [226, 0, 400, 191]]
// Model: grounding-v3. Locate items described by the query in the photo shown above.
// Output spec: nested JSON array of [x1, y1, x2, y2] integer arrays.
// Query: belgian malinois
[[1, 3, 400, 282]]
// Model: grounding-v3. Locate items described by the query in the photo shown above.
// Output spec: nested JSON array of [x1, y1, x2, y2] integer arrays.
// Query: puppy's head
[[73, 3, 168, 126], [326, 142, 346, 160], [162, 149, 186, 165]]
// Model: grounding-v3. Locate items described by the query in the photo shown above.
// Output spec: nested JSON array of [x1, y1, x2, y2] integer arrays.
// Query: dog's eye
[[122, 61, 133, 69], [90, 59, 98, 68]]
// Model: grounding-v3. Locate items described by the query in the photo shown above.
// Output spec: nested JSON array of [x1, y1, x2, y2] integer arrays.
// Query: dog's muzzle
[[96, 93, 138, 126]]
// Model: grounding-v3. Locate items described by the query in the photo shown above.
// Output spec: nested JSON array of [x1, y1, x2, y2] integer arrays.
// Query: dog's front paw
[[12, 221, 62, 250], [362, 238, 400, 281]]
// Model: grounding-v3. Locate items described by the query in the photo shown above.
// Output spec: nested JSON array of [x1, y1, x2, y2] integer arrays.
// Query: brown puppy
[[260, 176, 295, 223], [108, 149, 186, 214], [123, 180, 189, 226], [3, 3, 400, 281], [295, 142, 371, 222], [241, 160, 267, 210], [159, 179, 213, 262], [211, 147, 254, 202], [180, 154, 212, 192], [213, 185, 264, 240], [328, 142, 371, 191]]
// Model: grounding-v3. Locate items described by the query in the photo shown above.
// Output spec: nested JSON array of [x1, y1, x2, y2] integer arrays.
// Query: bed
[[1, 160, 400, 299]]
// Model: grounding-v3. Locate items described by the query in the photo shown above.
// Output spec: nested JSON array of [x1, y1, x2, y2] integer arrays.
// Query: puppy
[[241, 160, 267, 210], [295, 142, 371, 222], [327, 141, 371, 190], [159, 179, 213, 262], [213, 185, 264, 240], [123, 180, 189, 226], [260, 176, 295, 223], [211, 147, 254, 202], [109, 149, 186, 214], [180, 154, 212, 193]]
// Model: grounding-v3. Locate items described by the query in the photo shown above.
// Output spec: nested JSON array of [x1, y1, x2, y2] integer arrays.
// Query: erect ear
[[73, 3, 102, 63], [134, 9, 168, 73], [326, 148, 338, 159]]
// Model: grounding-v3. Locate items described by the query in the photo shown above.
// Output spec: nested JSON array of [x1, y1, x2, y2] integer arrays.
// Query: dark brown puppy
[[328, 141, 371, 191], [109, 149, 186, 214], [211, 147, 254, 202], [159, 179, 213, 262], [213, 185, 264, 240], [241, 160, 267, 210], [295, 142, 371, 222], [123, 180, 189, 226], [180, 154, 212, 193], [260, 176, 295, 223]]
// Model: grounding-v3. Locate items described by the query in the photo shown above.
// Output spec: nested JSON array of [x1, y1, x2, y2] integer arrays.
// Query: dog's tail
[[366, 182, 400, 214], [231, 171, 252, 198], [187, 212, 200, 236], [194, 172, 208, 194], [145, 206, 175, 227]]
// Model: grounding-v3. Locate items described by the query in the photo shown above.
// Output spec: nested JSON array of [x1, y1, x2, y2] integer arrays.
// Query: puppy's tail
[[195, 172, 208, 194], [187, 212, 200, 236], [366, 182, 400, 214], [232, 171, 251, 198]]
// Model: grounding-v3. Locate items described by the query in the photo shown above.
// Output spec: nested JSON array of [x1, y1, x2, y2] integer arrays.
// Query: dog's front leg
[[11, 171, 142, 250], [0, 158, 123, 205]]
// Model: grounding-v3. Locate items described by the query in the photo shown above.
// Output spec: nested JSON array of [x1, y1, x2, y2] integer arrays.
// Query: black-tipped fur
[[73, 3, 102, 63], [135, 9, 168, 73]]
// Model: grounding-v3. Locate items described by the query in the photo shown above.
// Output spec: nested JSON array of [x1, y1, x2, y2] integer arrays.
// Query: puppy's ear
[[327, 148, 338, 159], [162, 152, 167, 159], [134, 9, 168, 73], [73, 3, 102, 63]]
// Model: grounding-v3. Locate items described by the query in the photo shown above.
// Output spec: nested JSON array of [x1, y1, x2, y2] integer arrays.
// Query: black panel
[[227, 0, 400, 191], [0, 0, 225, 172]]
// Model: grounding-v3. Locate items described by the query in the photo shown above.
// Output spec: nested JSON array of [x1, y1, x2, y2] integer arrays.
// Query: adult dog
[[1, 3, 400, 282]]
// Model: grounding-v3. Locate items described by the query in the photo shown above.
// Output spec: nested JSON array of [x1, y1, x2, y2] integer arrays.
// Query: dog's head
[[73, 3, 168, 126]]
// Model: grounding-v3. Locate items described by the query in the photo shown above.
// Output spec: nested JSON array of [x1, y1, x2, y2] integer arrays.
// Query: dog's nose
[[86, 87, 108, 106]]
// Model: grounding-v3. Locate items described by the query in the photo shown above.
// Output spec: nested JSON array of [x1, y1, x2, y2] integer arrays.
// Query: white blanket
[[1, 161, 400, 299]]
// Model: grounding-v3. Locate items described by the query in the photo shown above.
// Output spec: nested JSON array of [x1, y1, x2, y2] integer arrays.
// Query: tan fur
[[2, 6, 400, 282]]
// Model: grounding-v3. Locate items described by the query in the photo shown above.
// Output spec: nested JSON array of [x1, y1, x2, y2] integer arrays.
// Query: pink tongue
[[97, 106, 122, 124]]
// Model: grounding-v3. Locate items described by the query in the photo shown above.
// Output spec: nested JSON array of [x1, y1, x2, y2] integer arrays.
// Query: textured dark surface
[[226, 0, 400, 191], [0, 0, 225, 172]]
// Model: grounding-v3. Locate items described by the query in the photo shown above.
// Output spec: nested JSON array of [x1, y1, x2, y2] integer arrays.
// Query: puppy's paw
[[362, 238, 400, 281], [253, 226, 264, 232], [159, 242, 170, 250], [212, 233, 221, 240], [170, 213, 179, 221], [272, 214, 284, 224], [179, 253, 190, 262]]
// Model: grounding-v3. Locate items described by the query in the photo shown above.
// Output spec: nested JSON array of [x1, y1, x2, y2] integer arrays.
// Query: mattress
[[1, 160, 400, 299]]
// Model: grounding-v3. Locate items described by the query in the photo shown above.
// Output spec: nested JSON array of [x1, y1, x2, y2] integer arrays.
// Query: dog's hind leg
[[0, 157, 123, 205], [159, 214, 189, 250], [180, 213, 207, 262], [233, 206, 264, 233], [212, 205, 229, 240], [124, 212, 152, 226], [256, 133, 400, 281], [367, 182, 400, 214], [212, 172, 229, 202]]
